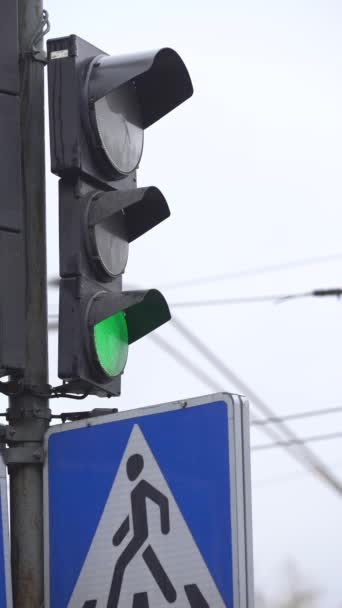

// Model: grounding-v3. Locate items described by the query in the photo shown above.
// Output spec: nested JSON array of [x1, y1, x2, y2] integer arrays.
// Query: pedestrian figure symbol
[[68, 425, 226, 608], [108, 453, 177, 607]]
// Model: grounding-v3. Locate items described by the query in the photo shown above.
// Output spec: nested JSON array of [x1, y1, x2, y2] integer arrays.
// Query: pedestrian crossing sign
[[44, 393, 254, 607]]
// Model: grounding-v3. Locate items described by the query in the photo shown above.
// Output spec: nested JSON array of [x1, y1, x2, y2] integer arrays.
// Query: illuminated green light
[[93, 312, 128, 377]]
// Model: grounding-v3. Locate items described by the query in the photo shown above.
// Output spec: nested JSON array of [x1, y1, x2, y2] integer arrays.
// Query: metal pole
[[7, 1, 49, 606]]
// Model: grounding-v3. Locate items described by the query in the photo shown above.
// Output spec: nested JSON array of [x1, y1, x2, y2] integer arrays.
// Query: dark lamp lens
[[94, 81, 144, 175], [93, 211, 128, 277]]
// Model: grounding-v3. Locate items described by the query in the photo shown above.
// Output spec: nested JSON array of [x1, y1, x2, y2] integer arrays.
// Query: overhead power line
[[152, 331, 342, 437], [252, 430, 342, 452], [150, 332, 224, 392], [49, 314, 58, 330], [251, 404, 342, 426], [158, 253, 342, 290], [150, 324, 342, 496], [48, 278, 59, 288], [150, 333, 290, 448], [170, 288, 342, 309], [170, 315, 342, 497], [47, 253, 342, 293], [254, 461, 342, 489]]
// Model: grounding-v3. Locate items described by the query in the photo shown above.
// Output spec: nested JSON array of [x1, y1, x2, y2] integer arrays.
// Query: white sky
[[18, 0, 342, 605]]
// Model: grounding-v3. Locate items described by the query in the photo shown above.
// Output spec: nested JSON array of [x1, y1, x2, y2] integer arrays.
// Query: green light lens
[[93, 312, 128, 377]]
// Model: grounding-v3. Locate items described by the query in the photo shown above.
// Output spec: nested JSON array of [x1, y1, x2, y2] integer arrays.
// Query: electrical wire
[[149, 329, 341, 492], [150, 334, 342, 432], [171, 295, 290, 307], [149, 333, 290, 445], [47, 253, 342, 293], [169, 315, 342, 496], [49, 314, 58, 330], [170, 288, 342, 308], [251, 404, 342, 426], [252, 430, 342, 452], [151, 333, 224, 391], [158, 253, 342, 290], [253, 461, 342, 488]]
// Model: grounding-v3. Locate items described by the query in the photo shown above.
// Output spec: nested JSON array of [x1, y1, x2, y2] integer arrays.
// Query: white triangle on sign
[[67, 424, 227, 608]]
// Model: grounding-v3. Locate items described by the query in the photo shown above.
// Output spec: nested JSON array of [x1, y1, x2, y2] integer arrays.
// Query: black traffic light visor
[[88, 289, 171, 344], [87, 48, 193, 128], [88, 186, 170, 242]]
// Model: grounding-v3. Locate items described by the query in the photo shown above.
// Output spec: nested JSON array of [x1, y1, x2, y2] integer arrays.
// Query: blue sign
[[44, 393, 254, 607], [0, 453, 12, 608]]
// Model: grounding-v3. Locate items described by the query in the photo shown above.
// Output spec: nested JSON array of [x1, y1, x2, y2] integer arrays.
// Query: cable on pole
[[30, 9, 50, 56], [0, 379, 90, 400]]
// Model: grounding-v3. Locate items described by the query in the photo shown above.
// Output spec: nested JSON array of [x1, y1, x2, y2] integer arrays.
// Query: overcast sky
[[21, 0, 342, 604]]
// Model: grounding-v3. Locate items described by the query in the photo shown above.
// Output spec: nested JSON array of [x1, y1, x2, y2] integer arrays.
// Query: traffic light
[[47, 35, 193, 396]]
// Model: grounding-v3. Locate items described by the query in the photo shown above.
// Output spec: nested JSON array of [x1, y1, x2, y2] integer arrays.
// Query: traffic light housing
[[0, 0, 25, 377], [47, 35, 192, 187], [47, 35, 193, 396], [58, 179, 171, 396]]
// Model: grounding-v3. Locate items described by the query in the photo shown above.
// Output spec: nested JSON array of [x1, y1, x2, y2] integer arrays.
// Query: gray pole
[[7, 1, 49, 606]]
